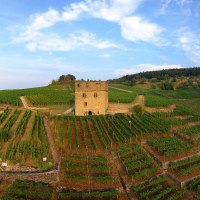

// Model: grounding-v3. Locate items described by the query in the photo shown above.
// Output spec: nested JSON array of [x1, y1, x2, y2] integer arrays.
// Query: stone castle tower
[[75, 81, 108, 116]]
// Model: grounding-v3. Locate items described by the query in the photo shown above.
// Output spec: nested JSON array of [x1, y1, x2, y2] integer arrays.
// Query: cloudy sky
[[0, 0, 200, 89]]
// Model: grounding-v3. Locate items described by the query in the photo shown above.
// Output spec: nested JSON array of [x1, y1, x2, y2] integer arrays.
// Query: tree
[[58, 75, 65, 81]]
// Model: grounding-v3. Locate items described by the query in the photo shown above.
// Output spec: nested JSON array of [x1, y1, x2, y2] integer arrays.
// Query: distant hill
[[109, 67, 200, 85]]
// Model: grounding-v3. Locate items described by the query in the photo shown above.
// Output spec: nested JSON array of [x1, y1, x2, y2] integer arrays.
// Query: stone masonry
[[75, 81, 108, 116]]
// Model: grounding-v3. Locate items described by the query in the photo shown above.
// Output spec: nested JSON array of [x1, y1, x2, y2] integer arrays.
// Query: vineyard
[[118, 144, 159, 181], [148, 136, 192, 157], [0, 83, 200, 199], [133, 175, 186, 200], [1, 180, 53, 200], [177, 125, 200, 143], [60, 154, 118, 189], [52, 113, 171, 152], [0, 85, 74, 106], [187, 178, 200, 195], [169, 155, 200, 179], [0, 108, 52, 169], [108, 87, 137, 103]]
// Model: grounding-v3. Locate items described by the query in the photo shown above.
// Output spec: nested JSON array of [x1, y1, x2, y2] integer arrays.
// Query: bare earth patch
[[143, 104, 176, 113], [133, 95, 145, 106], [108, 86, 133, 93]]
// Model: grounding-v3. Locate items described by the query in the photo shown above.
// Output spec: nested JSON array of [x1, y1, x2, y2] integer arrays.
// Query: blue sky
[[0, 0, 200, 89]]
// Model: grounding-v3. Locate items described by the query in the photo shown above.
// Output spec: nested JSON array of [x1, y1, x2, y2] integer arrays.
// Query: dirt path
[[108, 86, 133, 93], [143, 104, 176, 113], [20, 96, 48, 110], [20, 96, 29, 109], [42, 114, 60, 168], [133, 95, 145, 106]]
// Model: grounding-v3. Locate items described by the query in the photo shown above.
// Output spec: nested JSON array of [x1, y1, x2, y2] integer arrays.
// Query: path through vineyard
[[20, 96, 48, 110], [20, 96, 29, 109], [108, 86, 133, 93], [43, 115, 60, 167]]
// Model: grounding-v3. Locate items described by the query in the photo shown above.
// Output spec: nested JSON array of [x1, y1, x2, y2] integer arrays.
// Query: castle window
[[82, 93, 86, 98], [94, 93, 98, 98], [77, 84, 80, 87], [84, 102, 87, 107]]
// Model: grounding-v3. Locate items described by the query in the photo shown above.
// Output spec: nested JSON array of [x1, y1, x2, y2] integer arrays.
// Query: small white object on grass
[[43, 157, 47, 162], [2, 162, 8, 167]]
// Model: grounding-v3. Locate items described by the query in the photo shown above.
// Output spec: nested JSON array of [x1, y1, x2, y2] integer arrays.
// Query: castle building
[[75, 81, 108, 116]]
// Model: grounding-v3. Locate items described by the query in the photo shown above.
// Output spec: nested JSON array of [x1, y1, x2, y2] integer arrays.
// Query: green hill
[[109, 67, 200, 85]]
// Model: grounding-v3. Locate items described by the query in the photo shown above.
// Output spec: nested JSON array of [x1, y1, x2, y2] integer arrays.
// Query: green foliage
[[108, 88, 137, 103], [0, 109, 21, 142], [159, 81, 174, 90], [133, 175, 186, 200], [0, 85, 74, 106], [51, 74, 75, 85], [119, 144, 159, 180], [2, 111, 51, 167], [1, 180, 53, 200], [109, 67, 200, 84], [148, 136, 192, 156], [62, 154, 114, 185], [187, 178, 200, 193], [145, 94, 173, 107], [58, 189, 118, 199], [133, 105, 142, 114], [170, 155, 200, 175]]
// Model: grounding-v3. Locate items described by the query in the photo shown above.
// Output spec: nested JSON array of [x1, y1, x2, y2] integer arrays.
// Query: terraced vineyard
[[1, 180, 53, 200], [148, 136, 192, 157], [177, 125, 200, 143], [118, 144, 159, 181], [133, 175, 186, 200], [0, 83, 200, 199], [170, 155, 200, 179], [187, 178, 200, 195], [60, 154, 118, 190], [57, 188, 118, 200]]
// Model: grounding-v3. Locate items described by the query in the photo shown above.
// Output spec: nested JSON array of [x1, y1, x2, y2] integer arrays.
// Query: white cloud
[[114, 64, 183, 76], [70, 31, 118, 49], [25, 0, 142, 32], [14, 30, 118, 52], [178, 29, 200, 64], [86, 0, 143, 22], [30, 8, 60, 31], [14, 0, 164, 51], [119, 16, 163, 43]]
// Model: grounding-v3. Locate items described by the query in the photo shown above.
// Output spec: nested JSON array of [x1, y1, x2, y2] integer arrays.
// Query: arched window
[[82, 93, 86, 98], [94, 93, 98, 98], [84, 102, 87, 107]]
